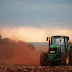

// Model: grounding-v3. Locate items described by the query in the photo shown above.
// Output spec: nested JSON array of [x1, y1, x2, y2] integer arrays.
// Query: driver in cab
[[57, 39, 64, 45]]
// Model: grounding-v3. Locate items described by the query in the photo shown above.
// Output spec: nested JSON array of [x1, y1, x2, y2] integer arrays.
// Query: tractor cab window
[[51, 37, 65, 53], [51, 37, 64, 45], [65, 38, 68, 49]]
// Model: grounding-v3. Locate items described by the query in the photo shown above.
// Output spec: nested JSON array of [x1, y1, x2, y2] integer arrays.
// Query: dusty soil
[[0, 64, 72, 72]]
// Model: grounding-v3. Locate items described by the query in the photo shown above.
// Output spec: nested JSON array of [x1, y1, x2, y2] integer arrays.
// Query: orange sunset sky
[[0, 0, 72, 42], [0, 27, 72, 42]]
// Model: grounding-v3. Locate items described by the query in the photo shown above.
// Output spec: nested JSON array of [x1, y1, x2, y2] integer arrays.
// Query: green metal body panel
[[48, 54, 61, 61], [50, 45, 61, 54], [67, 46, 71, 53], [48, 45, 71, 62], [50, 45, 58, 48], [47, 45, 61, 62], [46, 54, 61, 62]]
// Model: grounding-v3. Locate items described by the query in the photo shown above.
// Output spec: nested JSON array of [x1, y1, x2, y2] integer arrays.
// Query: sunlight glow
[[0, 27, 46, 42], [0, 27, 72, 42]]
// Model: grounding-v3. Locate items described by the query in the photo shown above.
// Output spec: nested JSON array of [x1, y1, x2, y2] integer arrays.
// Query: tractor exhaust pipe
[[47, 37, 50, 48], [49, 38, 50, 47]]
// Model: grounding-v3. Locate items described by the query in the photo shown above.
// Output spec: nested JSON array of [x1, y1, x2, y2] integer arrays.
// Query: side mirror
[[46, 37, 50, 47], [46, 37, 48, 41], [68, 37, 69, 40]]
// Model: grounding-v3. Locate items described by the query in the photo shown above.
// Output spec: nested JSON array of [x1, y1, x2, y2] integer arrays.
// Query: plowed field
[[0, 64, 72, 72]]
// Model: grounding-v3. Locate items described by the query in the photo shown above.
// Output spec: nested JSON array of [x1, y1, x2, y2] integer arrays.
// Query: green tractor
[[40, 35, 72, 66]]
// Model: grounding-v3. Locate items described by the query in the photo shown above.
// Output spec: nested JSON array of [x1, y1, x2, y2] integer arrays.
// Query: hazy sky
[[0, 0, 72, 42]]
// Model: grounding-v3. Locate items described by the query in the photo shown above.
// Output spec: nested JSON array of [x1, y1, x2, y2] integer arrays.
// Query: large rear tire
[[69, 48, 72, 64], [40, 52, 48, 66], [61, 52, 69, 65]]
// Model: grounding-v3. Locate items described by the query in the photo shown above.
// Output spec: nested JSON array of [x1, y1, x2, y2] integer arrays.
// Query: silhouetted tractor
[[40, 35, 72, 66]]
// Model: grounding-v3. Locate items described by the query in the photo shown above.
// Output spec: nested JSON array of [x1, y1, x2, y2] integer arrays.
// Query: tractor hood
[[50, 45, 60, 48]]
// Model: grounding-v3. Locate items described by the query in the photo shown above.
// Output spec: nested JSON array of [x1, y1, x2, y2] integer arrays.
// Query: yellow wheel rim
[[66, 56, 69, 64]]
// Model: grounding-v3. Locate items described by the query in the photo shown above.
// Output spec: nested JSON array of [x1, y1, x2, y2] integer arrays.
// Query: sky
[[0, 0, 72, 42]]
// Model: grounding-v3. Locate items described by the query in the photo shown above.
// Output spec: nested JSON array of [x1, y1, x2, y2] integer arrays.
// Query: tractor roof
[[51, 35, 69, 39], [51, 35, 69, 38], [51, 35, 69, 40]]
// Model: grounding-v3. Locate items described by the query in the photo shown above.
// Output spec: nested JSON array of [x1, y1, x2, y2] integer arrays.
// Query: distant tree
[[18, 40, 25, 43], [3, 38, 9, 42]]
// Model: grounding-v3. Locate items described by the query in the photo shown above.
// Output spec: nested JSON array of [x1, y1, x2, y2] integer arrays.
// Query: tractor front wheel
[[40, 52, 48, 66]]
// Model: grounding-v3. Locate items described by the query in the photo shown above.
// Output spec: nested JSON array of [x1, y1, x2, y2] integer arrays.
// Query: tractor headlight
[[50, 51, 55, 53], [50, 51, 53, 53], [52, 51, 55, 53]]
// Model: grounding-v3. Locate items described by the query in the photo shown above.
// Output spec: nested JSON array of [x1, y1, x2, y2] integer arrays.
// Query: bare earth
[[0, 65, 72, 72]]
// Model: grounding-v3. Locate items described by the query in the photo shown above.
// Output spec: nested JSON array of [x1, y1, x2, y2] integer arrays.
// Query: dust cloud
[[0, 37, 41, 65], [6, 42, 41, 65]]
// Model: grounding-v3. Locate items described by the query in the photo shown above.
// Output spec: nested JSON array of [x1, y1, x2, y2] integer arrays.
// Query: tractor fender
[[67, 46, 72, 53]]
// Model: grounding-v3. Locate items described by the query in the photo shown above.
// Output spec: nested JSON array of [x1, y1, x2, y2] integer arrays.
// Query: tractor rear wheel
[[61, 52, 69, 65], [40, 52, 48, 66], [69, 48, 72, 64]]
